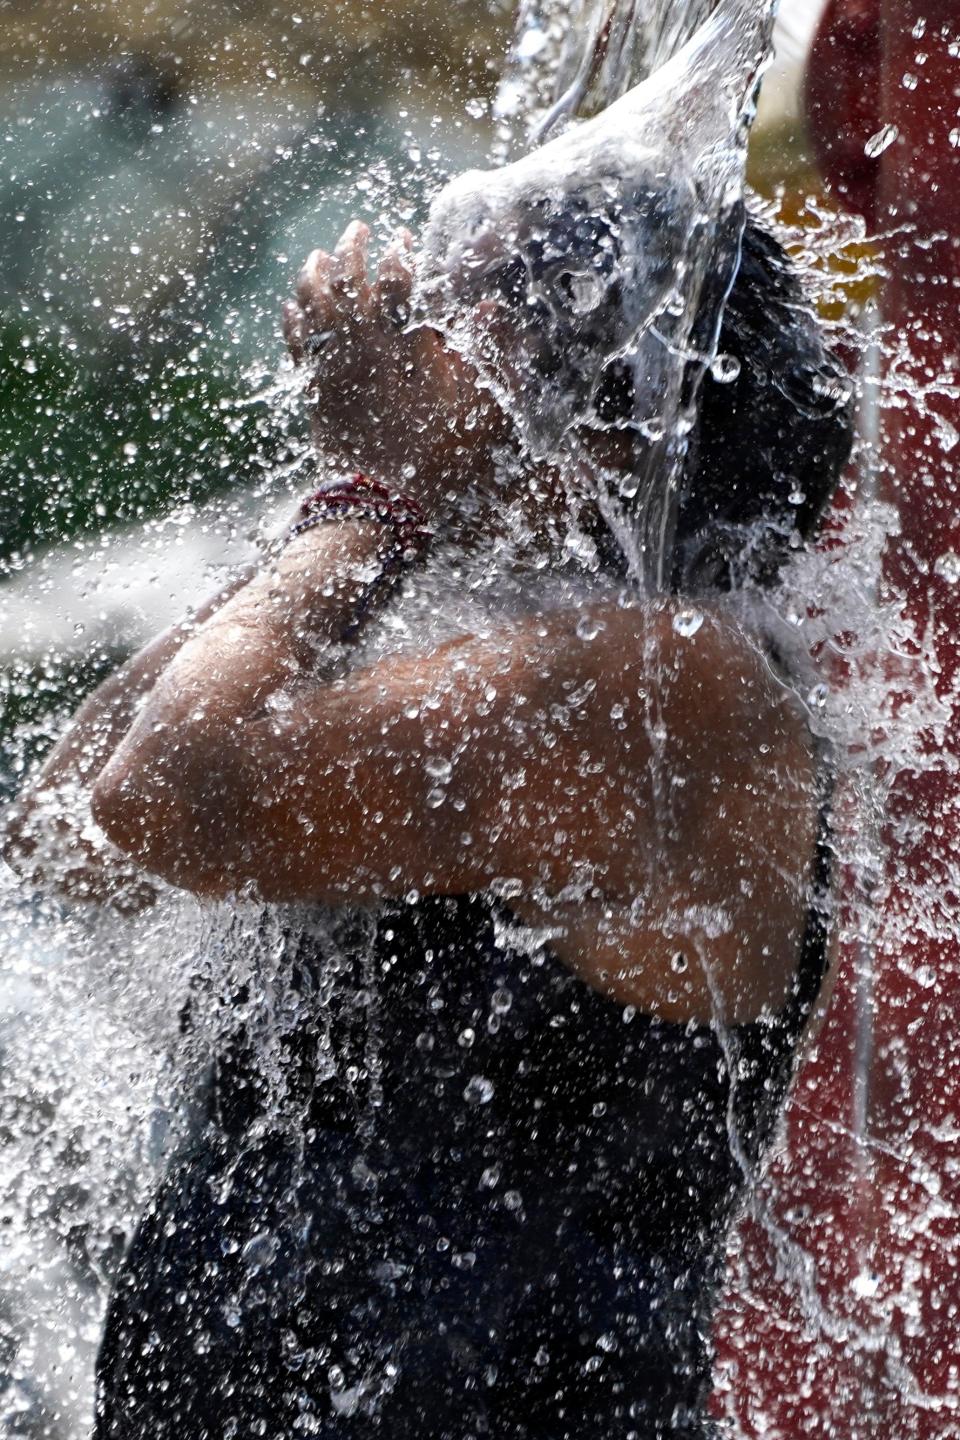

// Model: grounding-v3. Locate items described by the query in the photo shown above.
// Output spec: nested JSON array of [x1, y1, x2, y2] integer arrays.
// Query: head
[[421, 190, 853, 592]]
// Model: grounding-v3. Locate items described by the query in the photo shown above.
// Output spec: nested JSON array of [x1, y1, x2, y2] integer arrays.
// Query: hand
[[282, 221, 508, 514]]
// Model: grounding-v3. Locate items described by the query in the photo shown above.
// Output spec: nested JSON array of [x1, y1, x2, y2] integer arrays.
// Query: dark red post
[[714, 4, 960, 1434]]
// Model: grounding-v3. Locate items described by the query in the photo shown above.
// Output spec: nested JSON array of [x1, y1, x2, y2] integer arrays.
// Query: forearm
[[91, 521, 390, 887], [22, 568, 255, 799], [3, 567, 254, 902]]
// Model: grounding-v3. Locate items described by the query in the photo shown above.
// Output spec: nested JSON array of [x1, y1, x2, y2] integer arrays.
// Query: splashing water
[[495, 0, 724, 152], [416, 0, 776, 589]]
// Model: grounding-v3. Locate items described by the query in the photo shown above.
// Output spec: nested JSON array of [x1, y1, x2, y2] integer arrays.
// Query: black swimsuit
[[95, 796, 832, 1440]]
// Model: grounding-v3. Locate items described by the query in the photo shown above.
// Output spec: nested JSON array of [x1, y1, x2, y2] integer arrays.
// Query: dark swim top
[[96, 797, 833, 1440]]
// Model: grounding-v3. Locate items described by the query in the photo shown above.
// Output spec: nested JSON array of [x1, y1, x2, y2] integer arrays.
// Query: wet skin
[[6, 220, 822, 1026]]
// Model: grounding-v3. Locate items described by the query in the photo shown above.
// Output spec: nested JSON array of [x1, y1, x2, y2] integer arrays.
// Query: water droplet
[[564, 531, 599, 568], [865, 124, 899, 158], [567, 271, 604, 314], [517, 27, 548, 60], [710, 353, 741, 384], [807, 683, 829, 710], [576, 614, 601, 641], [902, 72, 918, 91], [241, 1230, 278, 1272], [671, 951, 689, 974], [424, 755, 452, 784], [935, 551, 960, 584], [464, 1075, 494, 1105], [672, 609, 704, 638], [851, 1270, 880, 1299], [426, 787, 446, 809]]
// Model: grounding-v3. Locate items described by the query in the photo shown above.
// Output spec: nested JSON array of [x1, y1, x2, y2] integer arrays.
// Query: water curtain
[[496, 0, 723, 148], [415, 0, 776, 590]]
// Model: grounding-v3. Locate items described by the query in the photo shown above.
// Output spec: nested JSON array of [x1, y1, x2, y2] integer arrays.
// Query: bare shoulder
[[513, 595, 823, 1025], [539, 593, 814, 777]]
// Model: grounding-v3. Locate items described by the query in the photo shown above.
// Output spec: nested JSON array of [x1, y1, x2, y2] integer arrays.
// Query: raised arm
[[89, 510, 818, 1020], [88, 515, 805, 898], [2, 569, 253, 910], [2, 216, 496, 913]]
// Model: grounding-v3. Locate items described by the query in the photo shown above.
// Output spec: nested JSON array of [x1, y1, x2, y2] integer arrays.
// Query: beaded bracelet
[[291, 473, 431, 551], [287, 473, 433, 641]]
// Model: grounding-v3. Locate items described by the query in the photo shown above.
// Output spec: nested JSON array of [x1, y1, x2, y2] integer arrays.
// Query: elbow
[[90, 761, 148, 858], [91, 744, 239, 899]]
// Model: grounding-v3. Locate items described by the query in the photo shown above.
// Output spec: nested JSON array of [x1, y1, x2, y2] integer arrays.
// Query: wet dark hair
[[592, 218, 854, 591], [477, 198, 853, 593], [672, 220, 854, 592]]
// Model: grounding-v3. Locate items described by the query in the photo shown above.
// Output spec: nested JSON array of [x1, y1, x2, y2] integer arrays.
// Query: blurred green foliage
[[0, 321, 282, 569]]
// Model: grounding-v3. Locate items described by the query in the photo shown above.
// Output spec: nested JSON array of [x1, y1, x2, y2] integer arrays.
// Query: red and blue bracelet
[[287, 472, 433, 641]]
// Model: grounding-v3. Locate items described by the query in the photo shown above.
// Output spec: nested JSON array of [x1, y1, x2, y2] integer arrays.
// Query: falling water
[[418, 0, 778, 589], [495, 0, 723, 153]]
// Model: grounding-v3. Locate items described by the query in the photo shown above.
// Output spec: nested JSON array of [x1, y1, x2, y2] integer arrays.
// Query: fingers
[[332, 218, 370, 292], [296, 248, 335, 331], [375, 228, 415, 329], [331, 219, 373, 324], [288, 221, 371, 363], [287, 220, 415, 369]]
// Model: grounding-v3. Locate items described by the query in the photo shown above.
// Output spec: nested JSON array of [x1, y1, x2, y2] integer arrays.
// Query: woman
[[6, 202, 851, 1437]]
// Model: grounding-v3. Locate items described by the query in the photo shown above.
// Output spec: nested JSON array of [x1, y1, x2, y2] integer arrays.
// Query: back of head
[[672, 219, 855, 593]]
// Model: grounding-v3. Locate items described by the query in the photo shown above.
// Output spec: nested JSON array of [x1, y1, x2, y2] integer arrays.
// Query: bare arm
[[90, 517, 810, 882], [90, 513, 818, 1022], [2, 568, 253, 909]]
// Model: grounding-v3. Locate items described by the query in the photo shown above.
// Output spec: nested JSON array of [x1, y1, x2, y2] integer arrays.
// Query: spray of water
[[496, 0, 725, 153], [416, 0, 776, 590]]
